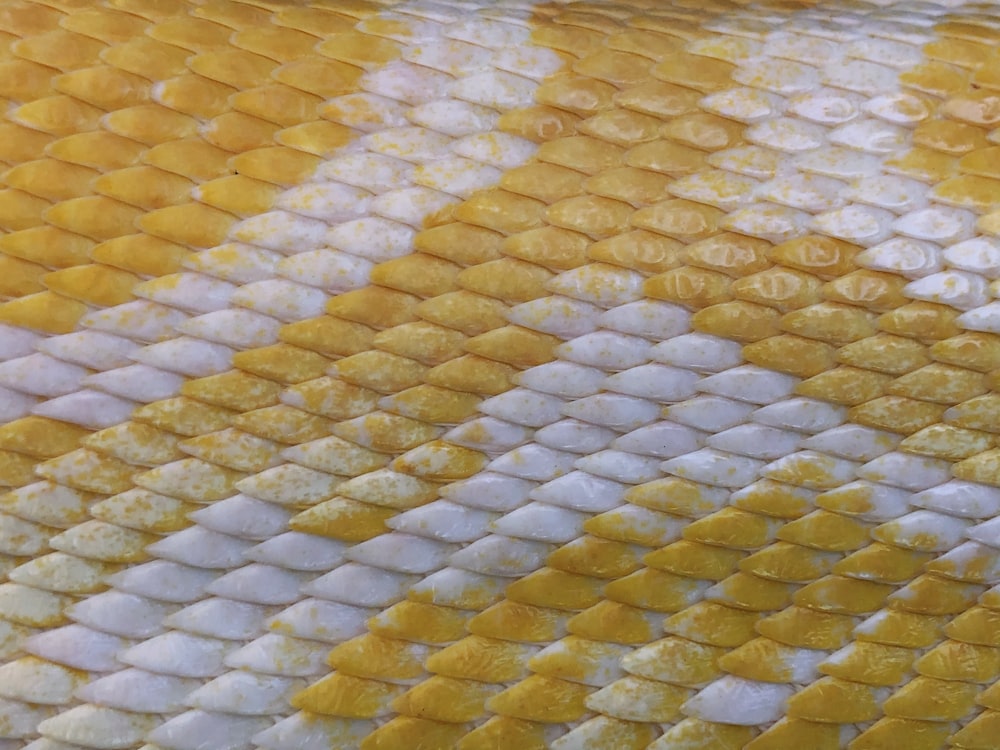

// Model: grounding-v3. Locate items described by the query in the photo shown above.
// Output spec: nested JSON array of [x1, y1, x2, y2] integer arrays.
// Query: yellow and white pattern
[[1, 0, 1000, 748]]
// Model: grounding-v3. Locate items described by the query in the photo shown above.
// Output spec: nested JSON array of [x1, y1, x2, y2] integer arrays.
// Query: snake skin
[[1, 1, 1000, 748]]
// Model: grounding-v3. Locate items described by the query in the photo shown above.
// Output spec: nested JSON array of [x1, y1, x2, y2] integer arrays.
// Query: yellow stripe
[[289, 5, 790, 747], [287, 6, 1000, 749], [0, 1, 398, 493]]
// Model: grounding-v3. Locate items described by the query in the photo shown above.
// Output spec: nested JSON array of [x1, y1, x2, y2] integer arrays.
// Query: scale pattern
[[1, 1, 1000, 749]]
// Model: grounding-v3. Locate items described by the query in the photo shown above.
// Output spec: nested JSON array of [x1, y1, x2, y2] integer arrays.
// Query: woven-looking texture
[[1, 1, 1000, 748]]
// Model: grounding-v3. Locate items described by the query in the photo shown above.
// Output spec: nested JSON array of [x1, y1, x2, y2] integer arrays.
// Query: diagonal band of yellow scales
[[1, 1, 1000, 748]]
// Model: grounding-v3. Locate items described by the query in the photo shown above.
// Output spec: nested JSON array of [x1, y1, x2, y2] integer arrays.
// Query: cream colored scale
[[1, 1, 1000, 749]]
